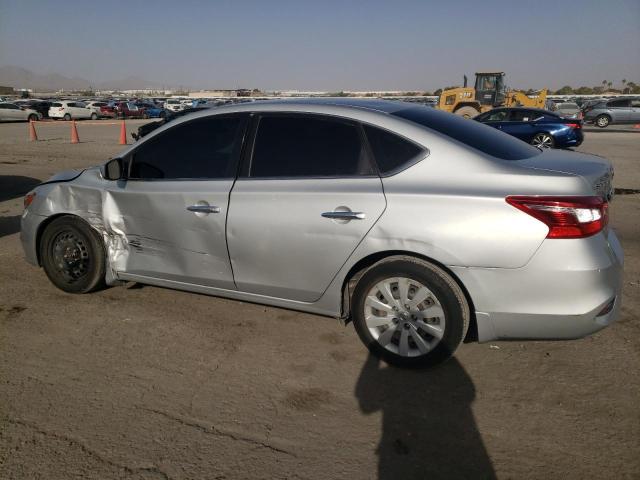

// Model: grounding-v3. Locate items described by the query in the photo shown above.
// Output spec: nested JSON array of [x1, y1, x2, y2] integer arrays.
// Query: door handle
[[187, 205, 221, 214], [322, 211, 366, 220]]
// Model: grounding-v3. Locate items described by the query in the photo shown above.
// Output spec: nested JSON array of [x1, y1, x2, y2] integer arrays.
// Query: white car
[[85, 101, 108, 116], [0, 102, 42, 122], [48, 101, 96, 120], [164, 99, 185, 112]]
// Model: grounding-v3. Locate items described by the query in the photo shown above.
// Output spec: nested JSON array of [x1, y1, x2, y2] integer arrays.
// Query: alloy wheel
[[364, 277, 446, 357], [532, 133, 553, 148]]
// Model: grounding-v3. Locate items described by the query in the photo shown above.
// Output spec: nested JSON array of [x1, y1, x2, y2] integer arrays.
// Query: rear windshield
[[51, 102, 62, 107], [392, 107, 541, 160]]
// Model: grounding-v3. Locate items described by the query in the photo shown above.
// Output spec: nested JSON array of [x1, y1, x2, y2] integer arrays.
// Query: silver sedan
[[20, 99, 623, 367]]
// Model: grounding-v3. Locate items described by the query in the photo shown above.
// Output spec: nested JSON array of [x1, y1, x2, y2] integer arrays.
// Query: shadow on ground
[[355, 355, 496, 480], [0, 175, 41, 203], [0, 176, 40, 238]]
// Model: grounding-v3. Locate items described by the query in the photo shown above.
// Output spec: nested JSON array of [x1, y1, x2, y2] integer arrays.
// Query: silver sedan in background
[[20, 99, 623, 367]]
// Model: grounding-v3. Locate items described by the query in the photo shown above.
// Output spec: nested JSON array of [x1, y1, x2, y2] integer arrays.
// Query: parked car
[[48, 101, 95, 120], [135, 102, 168, 119], [583, 97, 640, 127], [130, 107, 211, 140], [20, 99, 622, 368], [164, 99, 185, 112], [114, 102, 146, 119], [0, 102, 42, 122], [86, 101, 108, 116], [554, 102, 582, 119], [475, 107, 583, 148]]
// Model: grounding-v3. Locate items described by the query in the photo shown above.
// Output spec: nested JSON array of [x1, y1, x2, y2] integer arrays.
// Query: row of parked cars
[[0, 96, 253, 122], [549, 97, 640, 127]]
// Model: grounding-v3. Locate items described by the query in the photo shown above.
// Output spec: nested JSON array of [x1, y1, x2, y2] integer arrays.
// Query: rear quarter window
[[363, 125, 425, 175], [392, 107, 541, 160]]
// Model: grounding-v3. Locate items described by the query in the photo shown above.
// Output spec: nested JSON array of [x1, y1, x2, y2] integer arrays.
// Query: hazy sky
[[1, 0, 638, 91]]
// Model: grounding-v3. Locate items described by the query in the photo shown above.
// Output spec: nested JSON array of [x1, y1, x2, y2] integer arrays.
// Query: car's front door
[[107, 113, 248, 288], [227, 114, 386, 302]]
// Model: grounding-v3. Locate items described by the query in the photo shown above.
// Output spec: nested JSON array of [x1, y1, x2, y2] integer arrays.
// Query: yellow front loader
[[437, 72, 547, 118]]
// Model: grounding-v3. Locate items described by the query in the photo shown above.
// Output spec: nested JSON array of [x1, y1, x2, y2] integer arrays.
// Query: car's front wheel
[[595, 115, 610, 128], [351, 257, 469, 368], [63, 113, 71, 121], [531, 132, 555, 148], [28, 114, 38, 122], [40, 216, 106, 293], [90, 112, 98, 120]]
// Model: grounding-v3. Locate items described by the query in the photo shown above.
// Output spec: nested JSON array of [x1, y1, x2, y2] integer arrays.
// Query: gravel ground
[[1, 120, 639, 479]]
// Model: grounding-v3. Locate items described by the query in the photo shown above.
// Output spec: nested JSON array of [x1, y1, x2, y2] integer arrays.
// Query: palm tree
[[607, 81, 612, 90], [622, 79, 627, 93]]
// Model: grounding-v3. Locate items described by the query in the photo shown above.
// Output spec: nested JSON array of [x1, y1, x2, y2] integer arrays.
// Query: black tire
[[142, 113, 149, 119], [351, 257, 469, 368], [63, 113, 71, 121], [159, 111, 166, 119], [40, 216, 106, 294], [595, 114, 610, 128], [90, 112, 98, 120]]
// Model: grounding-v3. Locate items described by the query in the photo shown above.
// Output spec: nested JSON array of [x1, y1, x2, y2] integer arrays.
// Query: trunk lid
[[515, 150, 614, 200]]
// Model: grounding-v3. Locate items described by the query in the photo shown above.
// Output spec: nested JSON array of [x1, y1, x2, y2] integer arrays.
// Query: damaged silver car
[[21, 99, 623, 367]]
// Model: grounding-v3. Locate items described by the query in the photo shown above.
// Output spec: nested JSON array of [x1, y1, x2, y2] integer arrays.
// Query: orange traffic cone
[[70, 120, 80, 144], [28, 120, 38, 141], [119, 120, 127, 145]]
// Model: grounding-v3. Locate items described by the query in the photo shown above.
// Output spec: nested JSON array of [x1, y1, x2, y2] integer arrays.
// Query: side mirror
[[102, 157, 124, 180]]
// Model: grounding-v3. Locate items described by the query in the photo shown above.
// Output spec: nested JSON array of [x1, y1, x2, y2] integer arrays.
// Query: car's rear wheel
[[40, 216, 106, 294], [351, 258, 469, 368], [63, 113, 71, 121], [90, 113, 98, 120], [28, 114, 38, 122], [595, 115, 610, 128], [531, 132, 555, 148]]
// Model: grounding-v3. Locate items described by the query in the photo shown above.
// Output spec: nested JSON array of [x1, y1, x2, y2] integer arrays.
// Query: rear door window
[[607, 99, 630, 108], [509, 110, 536, 122], [363, 125, 424, 175], [129, 115, 247, 180], [248, 115, 374, 178]]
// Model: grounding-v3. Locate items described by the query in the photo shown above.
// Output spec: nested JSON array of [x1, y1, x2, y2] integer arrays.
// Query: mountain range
[[0, 65, 177, 91]]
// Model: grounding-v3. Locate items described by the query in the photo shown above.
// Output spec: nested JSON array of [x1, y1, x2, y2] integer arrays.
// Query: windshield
[[392, 106, 541, 160]]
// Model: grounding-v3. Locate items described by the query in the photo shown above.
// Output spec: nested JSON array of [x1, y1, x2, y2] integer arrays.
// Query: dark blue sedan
[[474, 108, 583, 149]]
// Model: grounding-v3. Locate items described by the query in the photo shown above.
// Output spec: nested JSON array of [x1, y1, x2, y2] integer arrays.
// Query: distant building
[[189, 90, 238, 98]]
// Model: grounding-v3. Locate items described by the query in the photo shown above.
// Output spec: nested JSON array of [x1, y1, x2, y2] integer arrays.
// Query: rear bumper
[[451, 229, 624, 342]]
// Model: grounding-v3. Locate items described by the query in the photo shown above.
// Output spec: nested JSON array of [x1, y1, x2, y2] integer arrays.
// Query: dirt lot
[[1, 120, 639, 479]]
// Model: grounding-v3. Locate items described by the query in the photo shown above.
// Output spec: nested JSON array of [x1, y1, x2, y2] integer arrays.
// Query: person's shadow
[[355, 355, 496, 480]]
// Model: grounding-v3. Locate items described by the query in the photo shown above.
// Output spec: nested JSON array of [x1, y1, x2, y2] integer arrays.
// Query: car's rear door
[[607, 99, 631, 123], [629, 98, 640, 122], [226, 113, 386, 302], [501, 109, 538, 141], [107, 113, 248, 288]]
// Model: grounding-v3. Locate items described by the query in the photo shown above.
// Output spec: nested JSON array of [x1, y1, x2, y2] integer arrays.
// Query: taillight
[[24, 192, 36, 208], [565, 122, 581, 129], [506, 196, 608, 239]]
